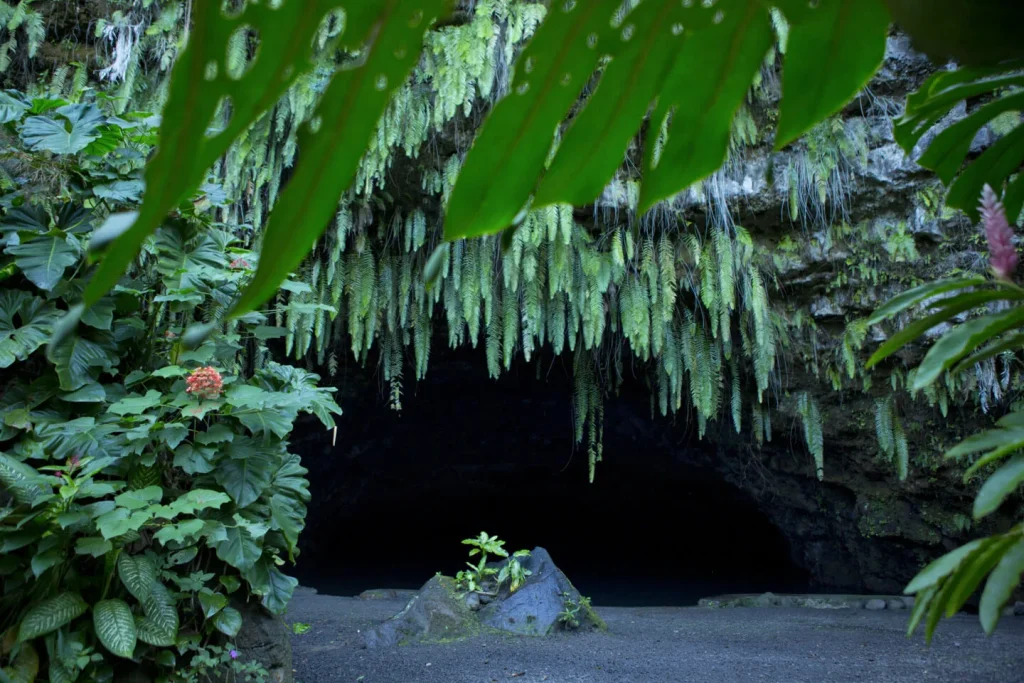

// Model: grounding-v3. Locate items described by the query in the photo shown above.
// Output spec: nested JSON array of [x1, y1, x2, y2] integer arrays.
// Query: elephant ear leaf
[[894, 62, 1024, 222], [20, 104, 106, 154], [0, 290, 60, 369], [4, 234, 81, 292]]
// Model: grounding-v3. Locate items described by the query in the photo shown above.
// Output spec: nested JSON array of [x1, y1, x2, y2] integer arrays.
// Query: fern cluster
[[275, 196, 783, 480]]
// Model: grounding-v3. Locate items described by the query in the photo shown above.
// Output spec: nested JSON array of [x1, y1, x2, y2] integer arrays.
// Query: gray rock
[[752, 592, 781, 608], [362, 575, 478, 648], [902, 597, 916, 610], [357, 588, 417, 601], [231, 600, 294, 683], [886, 599, 906, 611], [479, 547, 604, 636], [465, 591, 481, 611], [865, 599, 887, 611]]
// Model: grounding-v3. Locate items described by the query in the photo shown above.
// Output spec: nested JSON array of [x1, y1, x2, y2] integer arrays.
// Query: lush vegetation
[[0, 94, 339, 680], [870, 186, 1024, 641], [1, 0, 1024, 678]]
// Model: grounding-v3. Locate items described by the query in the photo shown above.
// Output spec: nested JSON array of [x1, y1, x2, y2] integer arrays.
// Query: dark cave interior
[[293, 347, 811, 606]]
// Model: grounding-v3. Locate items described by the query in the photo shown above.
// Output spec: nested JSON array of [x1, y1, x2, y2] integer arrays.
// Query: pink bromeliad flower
[[980, 183, 1018, 280]]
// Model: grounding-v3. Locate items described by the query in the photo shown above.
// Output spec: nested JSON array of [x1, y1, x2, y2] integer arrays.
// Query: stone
[[230, 601, 293, 683], [363, 548, 604, 647], [752, 592, 781, 608], [362, 575, 479, 648], [357, 588, 417, 601], [902, 597, 916, 610], [479, 547, 605, 636], [865, 599, 887, 611], [886, 599, 906, 611]]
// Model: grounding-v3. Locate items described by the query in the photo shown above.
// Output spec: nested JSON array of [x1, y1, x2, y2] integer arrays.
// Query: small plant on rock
[[454, 532, 531, 595], [557, 593, 593, 630]]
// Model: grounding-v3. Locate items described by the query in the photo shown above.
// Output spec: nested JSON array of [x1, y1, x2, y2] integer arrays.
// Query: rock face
[[362, 575, 479, 648], [231, 601, 294, 683], [296, 36, 1020, 601], [479, 548, 605, 636], [363, 549, 603, 647]]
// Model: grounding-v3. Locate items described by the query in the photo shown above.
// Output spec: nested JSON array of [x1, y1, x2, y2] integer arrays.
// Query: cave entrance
[[294, 348, 810, 606]]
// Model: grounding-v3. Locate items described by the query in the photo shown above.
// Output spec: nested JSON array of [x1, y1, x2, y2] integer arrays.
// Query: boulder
[[357, 588, 418, 601], [363, 548, 604, 647], [886, 599, 906, 611], [478, 547, 605, 636], [363, 575, 480, 648], [865, 598, 887, 611], [230, 600, 293, 683]]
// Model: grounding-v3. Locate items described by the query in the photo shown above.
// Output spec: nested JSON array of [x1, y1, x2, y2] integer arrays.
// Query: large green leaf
[[198, 590, 228, 619], [114, 486, 163, 511], [918, 92, 1024, 184], [16, 593, 88, 643], [0, 452, 49, 506], [866, 289, 1024, 368], [34, 417, 120, 461], [531, 0, 689, 209], [215, 452, 274, 508], [270, 456, 311, 558], [943, 535, 1019, 617], [136, 582, 178, 647], [214, 525, 263, 572], [0, 290, 59, 368], [49, 331, 119, 391], [0, 90, 29, 123], [172, 445, 219, 475], [774, 0, 889, 150], [946, 122, 1024, 218], [243, 558, 298, 614], [904, 538, 986, 594], [152, 518, 205, 545], [974, 456, 1024, 519], [228, 0, 451, 317], [117, 553, 157, 602], [979, 536, 1024, 634], [82, 1, 388, 308], [155, 489, 232, 518], [894, 63, 1024, 221], [236, 409, 293, 439], [93, 599, 137, 659], [866, 277, 987, 325], [108, 390, 163, 417], [4, 234, 80, 292], [637, 0, 774, 214], [443, 0, 621, 239], [913, 307, 1024, 389], [20, 104, 106, 154], [211, 606, 242, 637]]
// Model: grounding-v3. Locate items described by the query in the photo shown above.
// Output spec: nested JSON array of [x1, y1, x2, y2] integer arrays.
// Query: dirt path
[[286, 587, 1024, 683]]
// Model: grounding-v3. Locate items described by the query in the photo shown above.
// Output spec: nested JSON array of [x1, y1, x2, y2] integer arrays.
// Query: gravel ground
[[286, 587, 1024, 683]]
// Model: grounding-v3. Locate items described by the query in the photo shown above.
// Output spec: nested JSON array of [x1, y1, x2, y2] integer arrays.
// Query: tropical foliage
[[0, 93, 339, 680], [0, 0, 1023, 661], [867, 186, 1024, 641]]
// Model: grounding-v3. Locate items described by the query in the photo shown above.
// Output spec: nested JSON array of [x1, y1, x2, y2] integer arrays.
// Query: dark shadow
[[293, 346, 810, 606]]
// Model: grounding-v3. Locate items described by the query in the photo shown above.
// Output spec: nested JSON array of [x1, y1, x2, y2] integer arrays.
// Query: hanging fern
[[796, 393, 825, 481]]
